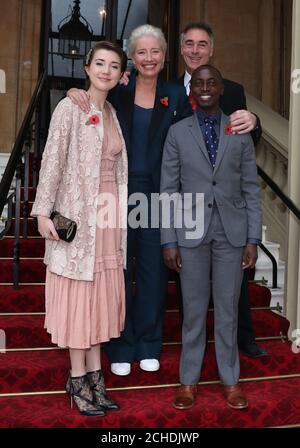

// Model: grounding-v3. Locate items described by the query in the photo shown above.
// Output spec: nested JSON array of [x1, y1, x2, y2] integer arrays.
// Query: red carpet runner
[[0, 190, 299, 428]]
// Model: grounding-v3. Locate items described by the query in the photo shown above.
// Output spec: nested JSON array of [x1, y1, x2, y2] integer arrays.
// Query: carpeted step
[[0, 237, 44, 258], [1, 376, 300, 428], [0, 315, 53, 348], [0, 259, 45, 283], [20, 187, 36, 202], [164, 309, 290, 343], [4, 218, 39, 237], [0, 309, 289, 349], [248, 283, 271, 307], [0, 283, 181, 313], [0, 341, 298, 394], [12, 201, 34, 216], [0, 284, 178, 313], [0, 266, 273, 312], [0, 285, 45, 313], [165, 282, 271, 309], [0, 282, 271, 314]]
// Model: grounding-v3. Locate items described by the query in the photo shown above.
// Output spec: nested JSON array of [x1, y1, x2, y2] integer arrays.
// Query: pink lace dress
[[45, 104, 125, 349]]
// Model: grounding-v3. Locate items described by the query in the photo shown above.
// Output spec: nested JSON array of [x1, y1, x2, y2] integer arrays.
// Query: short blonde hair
[[128, 24, 167, 57]]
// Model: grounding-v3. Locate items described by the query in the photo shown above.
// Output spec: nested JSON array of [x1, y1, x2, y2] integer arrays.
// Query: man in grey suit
[[160, 65, 262, 410]]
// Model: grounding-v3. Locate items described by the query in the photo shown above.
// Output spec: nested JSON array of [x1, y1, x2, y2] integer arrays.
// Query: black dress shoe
[[239, 341, 268, 358]]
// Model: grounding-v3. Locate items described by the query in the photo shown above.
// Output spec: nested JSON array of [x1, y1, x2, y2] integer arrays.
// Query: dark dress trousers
[[104, 72, 192, 362], [175, 74, 262, 347]]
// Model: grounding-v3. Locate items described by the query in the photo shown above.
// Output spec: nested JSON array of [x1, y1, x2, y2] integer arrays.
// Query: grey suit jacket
[[160, 112, 262, 248]]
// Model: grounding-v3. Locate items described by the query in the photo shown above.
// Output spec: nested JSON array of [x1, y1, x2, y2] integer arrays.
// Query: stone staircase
[[0, 148, 288, 317], [255, 226, 285, 314]]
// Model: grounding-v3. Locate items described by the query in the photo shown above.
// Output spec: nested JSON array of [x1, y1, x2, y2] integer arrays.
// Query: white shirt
[[183, 71, 192, 95]]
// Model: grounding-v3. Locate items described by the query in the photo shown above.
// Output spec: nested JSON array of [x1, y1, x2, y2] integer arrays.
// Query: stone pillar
[[0, 0, 41, 154], [178, 0, 263, 97], [259, 0, 281, 111], [286, 0, 300, 337], [178, 0, 206, 76]]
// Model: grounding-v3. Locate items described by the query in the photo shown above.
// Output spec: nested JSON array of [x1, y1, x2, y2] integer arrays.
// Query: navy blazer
[[176, 74, 262, 146], [108, 72, 192, 192]]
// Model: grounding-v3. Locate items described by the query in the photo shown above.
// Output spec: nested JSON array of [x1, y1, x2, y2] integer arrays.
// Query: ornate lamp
[[58, 0, 93, 59]]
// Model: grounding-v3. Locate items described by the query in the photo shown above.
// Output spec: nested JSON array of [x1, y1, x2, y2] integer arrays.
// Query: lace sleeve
[[31, 98, 72, 217]]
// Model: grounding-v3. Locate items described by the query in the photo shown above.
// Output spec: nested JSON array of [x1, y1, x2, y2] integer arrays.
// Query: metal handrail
[[0, 70, 46, 217], [259, 242, 278, 289], [0, 70, 47, 288], [256, 165, 300, 291], [257, 165, 300, 220]]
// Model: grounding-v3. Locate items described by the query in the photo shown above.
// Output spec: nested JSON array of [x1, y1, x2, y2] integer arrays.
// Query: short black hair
[[181, 21, 214, 46], [191, 64, 223, 84]]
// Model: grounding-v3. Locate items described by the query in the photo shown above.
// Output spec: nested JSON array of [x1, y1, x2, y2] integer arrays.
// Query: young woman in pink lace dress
[[31, 42, 128, 416]]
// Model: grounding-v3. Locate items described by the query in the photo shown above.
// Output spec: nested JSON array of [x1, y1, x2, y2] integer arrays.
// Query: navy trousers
[[105, 178, 168, 362]]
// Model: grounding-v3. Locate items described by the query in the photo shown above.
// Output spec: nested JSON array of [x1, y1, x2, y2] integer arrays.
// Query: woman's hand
[[37, 216, 59, 241], [67, 88, 90, 113]]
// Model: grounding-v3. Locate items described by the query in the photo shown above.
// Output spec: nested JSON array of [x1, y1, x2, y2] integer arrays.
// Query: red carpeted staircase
[[0, 188, 300, 428]]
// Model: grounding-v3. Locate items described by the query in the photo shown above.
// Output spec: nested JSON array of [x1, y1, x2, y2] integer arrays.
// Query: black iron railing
[[257, 165, 300, 290], [0, 70, 47, 288]]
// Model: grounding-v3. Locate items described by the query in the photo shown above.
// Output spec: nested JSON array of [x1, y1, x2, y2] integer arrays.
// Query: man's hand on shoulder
[[67, 88, 90, 113], [230, 110, 257, 134]]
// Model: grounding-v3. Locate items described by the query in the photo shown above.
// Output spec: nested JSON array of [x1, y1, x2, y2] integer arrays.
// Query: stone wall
[[179, 0, 286, 112], [0, 0, 41, 154]]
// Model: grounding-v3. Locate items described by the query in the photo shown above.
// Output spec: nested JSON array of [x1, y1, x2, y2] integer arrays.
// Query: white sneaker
[[111, 362, 131, 376], [139, 359, 160, 372]]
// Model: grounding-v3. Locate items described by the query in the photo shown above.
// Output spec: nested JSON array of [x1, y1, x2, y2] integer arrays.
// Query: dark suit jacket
[[108, 72, 192, 192], [176, 74, 262, 146]]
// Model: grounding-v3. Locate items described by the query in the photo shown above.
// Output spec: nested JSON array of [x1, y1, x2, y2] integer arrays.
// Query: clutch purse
[[50, 211, 77, 243]]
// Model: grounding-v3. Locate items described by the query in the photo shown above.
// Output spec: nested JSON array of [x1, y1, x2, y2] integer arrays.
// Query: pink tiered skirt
[[45, 108, 125, 349]]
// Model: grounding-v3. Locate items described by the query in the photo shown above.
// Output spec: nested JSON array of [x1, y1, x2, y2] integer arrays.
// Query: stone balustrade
[[246, 93, 289, 261]]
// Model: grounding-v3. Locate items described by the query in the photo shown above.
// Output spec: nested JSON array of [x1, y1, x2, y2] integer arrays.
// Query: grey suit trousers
[[179, 205, 243, 386]]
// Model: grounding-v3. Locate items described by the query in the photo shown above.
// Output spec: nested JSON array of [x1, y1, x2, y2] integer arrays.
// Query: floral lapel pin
[[85, 114, 100, 126], [160, 96, 169, 107], [188, 93, 197, 111], [225, 123, 233, 135]]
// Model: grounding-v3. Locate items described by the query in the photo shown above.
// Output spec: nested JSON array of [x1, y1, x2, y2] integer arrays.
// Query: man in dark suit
[[175, 21, 267, 358]]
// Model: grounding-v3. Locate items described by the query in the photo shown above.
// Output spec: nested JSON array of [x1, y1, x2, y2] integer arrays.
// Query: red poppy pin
[[160, 96, 169, 107], [85, 114, 100, 125], [188, 93, 197, 111], [225, 123, 233, 135]]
